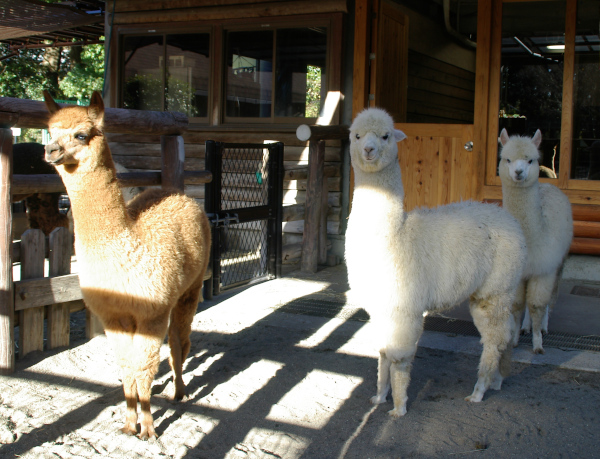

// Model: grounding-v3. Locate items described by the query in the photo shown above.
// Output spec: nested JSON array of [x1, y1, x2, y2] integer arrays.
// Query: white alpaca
[[345, 108, 526, 417], [498, 128, 573, 354]]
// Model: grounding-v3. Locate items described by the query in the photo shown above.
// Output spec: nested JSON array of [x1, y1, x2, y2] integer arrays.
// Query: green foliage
[[305, 65, 322, 118], [0, 46, 52, 99], [124, 73, 198, 116], [0, 41, 104, 102], [59, 43, 104, 101]]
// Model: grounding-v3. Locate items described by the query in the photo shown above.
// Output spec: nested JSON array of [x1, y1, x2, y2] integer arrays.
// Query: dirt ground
[[1, 272, 599, 459]]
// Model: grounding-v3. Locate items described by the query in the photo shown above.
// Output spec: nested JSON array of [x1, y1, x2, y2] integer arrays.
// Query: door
[[352, 0, 479, 211]]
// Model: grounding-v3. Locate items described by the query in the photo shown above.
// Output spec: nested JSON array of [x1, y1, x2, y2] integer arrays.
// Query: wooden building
[[4, 0, 598, 260]]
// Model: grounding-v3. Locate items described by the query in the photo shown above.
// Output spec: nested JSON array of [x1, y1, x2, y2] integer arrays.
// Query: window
[[119, 20, 334, 124], [224, 26, 328, 121], [121, 33, 210, 118], [497, 1, 566, 177]]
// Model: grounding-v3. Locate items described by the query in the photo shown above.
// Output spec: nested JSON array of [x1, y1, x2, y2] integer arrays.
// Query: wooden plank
[[558, 0, 577, 189], [570, 237, 600, 255], [112, 0, 348, 22], [352, 0, 371, 118], [573, 221, 600, 239], [0, 128, 14, 373], [14, 274, 83, 311], [301, 140, 325, 273], [0, 97, 188, 135], [47, 227, 71, 349], [161, 135, 185, 191], [18, 229, 45, 358], [572, 204, 600, 222]]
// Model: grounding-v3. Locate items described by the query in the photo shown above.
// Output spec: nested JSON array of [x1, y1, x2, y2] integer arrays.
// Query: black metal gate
[[205, 141, 284, 295]]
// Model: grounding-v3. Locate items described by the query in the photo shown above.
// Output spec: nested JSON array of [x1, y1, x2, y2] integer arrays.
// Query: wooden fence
[[0, 96, 212, 374]]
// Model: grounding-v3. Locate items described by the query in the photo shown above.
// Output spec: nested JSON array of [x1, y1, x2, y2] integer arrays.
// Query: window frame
[[484, 0, 600, 196], [114, 13, 342, 127]]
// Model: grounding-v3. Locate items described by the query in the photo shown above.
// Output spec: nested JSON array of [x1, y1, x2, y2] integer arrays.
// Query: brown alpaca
[[43, 91, 211, 440]]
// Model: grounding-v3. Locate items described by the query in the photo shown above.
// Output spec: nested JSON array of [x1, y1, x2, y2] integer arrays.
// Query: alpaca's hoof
[[387, 406, 406, 418], [370, 394, 387, 405], [533, 347, 545, 355], [121, 424, 137, 436], [465, 394, 483, 403], [138, 425, 157, 441]]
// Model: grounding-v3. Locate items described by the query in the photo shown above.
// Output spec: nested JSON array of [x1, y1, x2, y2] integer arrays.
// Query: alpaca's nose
[[44, 143, 63, 165], [364, 146, 373, 154], [514, 168, 523, 178]]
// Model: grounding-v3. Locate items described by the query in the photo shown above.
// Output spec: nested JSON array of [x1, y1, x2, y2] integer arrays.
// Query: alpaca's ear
[[88, 91, 105, 126], [43, 91, 59, 114], [394, 129, 407, 143], [532, 129, 542, 148], [499, 128, 510, 146]]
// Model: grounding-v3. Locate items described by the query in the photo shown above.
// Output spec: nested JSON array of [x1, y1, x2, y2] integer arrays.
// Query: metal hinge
[[207, 213, 239, 227]]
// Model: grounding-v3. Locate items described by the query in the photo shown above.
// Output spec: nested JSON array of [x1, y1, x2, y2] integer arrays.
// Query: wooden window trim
[[112, 13, 343, 128], [482, 0, 600, 200]]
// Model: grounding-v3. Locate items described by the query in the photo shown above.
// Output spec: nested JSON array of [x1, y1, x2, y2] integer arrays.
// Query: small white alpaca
[[345, 108, 526, 417], [499, 128, 573, 354], [43, 91, 211, 439]]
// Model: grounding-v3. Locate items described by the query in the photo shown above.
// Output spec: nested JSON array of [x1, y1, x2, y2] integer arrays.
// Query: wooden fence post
[[301, 139, 325, 273], [161, 134, 185, 192], [0, 128, 14, 373], [47, 227, 71, 349], [19, 229, 45, 358]]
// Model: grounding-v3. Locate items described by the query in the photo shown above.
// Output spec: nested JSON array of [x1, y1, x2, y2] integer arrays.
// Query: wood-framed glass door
[[352, 0, 480, 211], [482, 0, 600, 205]]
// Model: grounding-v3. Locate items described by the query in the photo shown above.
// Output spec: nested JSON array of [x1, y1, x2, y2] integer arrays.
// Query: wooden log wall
[[406, 50, 475, 124], [107, 130, 344, 265]]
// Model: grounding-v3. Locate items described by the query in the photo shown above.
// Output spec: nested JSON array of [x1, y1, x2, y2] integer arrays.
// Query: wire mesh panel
[[205, 141, 284, 294]]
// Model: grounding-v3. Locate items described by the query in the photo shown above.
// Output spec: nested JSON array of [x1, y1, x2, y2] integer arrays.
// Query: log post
[[0, 128, 14, 373], [47, 227, 72, 349], [301, 139, 325, 273], [161, 135, 185, 192], [319, 167, 329, 265], [18, 229, 46, 358]]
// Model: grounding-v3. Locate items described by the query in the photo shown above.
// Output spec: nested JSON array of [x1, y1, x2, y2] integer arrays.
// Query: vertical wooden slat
[[0, 128, 14, 373], [318, 166, 328, 265], [559, 0, 577, 189], [473, 0, 495, 199], [161, 134, 185, 192], [301, 139, 325, 273], [18, 229, 45, 358], [47, 227, 71, 349]]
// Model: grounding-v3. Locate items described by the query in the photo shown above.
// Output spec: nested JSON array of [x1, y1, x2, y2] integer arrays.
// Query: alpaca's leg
[[526, 273, 556, 354], [104, 319, 140, 436], [121, 372, 139, 435], [468, 296, 512, 402], [133, 318, 169, 440], [512, 281, 526, 346], [388, 357, 413, 418], [168, 278, 203, 400], [370, 351, 391, 405]]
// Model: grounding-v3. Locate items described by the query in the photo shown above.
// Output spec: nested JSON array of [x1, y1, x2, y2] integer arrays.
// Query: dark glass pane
[[122, 36, 164, 111], [275, 28, 327, 118], [225, 31, 273, 118], [498, 1, 566, 176], [165, 34, 210, 118], [570, 0, 600, 180]]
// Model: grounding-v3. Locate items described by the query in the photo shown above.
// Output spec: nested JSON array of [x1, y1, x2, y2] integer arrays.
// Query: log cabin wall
[[104, 0, 350, 266]]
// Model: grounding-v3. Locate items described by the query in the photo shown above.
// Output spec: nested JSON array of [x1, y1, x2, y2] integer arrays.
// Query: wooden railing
[[0, 96, 212, 374], [296, 124, 349, 273]]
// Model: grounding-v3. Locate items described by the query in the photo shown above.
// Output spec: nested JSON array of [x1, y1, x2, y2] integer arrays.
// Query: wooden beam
[[14, 274, 83, 311], [112, 0, 348, 23], [0, 97, 188, 135], [301, 140, 325, 273], [161, 135, 185, 191], [0, 129, 14, 374]]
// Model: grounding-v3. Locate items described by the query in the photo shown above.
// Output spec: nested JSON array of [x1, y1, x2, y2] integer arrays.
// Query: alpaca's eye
[[382, 134, 389, 141], [75, 134, 87, 141], [528, 159, 533, 164], [506, 158, 511, 163], [355, 133, 360, 140]]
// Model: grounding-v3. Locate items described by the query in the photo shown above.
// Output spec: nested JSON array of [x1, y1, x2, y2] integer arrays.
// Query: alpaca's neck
[[58, 149, 128, 246], [502, 181, 543, 237], [351, 160, 406, 231]]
